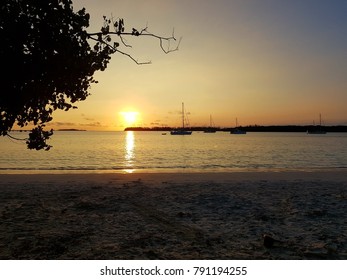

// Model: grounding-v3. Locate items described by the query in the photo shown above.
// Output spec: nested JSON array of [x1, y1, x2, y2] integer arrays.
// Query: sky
[[49, 0, 347, 130]]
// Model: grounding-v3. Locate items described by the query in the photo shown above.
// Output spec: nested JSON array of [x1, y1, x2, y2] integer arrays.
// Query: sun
[[120, 111, 139, 126]]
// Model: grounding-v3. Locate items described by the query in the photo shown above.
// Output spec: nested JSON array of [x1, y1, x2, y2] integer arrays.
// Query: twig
[[86, 19, 180, 65], [116, 49, 152, 65], [6, 133, 28, 141], [119, 35, 132, 48]]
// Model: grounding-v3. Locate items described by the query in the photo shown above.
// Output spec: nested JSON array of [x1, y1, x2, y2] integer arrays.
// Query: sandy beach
[[0, 171, 346, 260]]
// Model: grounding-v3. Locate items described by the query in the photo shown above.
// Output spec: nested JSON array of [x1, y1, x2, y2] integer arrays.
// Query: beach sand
[[0, 171, 346, 259]]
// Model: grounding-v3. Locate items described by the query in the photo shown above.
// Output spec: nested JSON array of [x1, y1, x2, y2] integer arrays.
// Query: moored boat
[[307, 114, 327, 134], [231, 118, 246, 134], [204, 115, 217, 133], [170, 103, 192, 135]]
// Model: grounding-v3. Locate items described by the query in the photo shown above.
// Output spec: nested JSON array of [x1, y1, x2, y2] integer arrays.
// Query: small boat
[[170, 103, 192, 135], [204, 115, 217, 133], [307, 114, 327, 134], [231, 118, 246, 134], [232, 128, 247, 134], [307, 130, 326, 135], [170, 130, 192, 135]]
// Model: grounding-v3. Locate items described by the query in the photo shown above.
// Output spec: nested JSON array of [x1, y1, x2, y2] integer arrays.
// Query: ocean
[[1, 131, 346, 173]]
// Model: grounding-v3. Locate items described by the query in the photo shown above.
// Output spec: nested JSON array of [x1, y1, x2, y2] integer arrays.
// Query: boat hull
[[231, 129, 247, 134], [170, 130, 192, 135], [203, 128, 217, 133], [307, 131, 327, 134]]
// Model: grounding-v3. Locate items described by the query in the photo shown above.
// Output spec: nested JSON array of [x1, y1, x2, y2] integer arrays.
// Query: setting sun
[[120, 111, 140, 127]]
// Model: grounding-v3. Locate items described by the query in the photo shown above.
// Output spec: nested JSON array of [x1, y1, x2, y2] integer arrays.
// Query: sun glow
[[120, 111, 140, 127]]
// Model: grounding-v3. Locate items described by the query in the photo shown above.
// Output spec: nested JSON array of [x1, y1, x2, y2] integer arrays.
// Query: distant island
[[125, 125, 347, 133]]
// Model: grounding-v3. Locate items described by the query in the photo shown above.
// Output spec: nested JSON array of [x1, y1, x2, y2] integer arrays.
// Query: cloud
[[79, 122, 103, 127], [150, 121, 161, 126], [50, 121, 107, 129], [81, 114, 95, 121], [51, 122, 76, 127]]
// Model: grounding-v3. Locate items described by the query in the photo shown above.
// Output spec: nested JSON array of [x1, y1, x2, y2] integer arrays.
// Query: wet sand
[[0, 171, 346, 259]]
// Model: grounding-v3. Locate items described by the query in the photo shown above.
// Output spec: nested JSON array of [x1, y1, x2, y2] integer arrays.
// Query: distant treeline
[[125, 125, 347, 132]]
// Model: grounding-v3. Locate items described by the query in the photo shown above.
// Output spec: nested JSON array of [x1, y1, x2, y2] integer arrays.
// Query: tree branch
[[88, 33, 151, 65], [6, 133, 28, 142], [87, 17, 181, 64], [119, 35, 132, 48], [116, 49, 152, 65]]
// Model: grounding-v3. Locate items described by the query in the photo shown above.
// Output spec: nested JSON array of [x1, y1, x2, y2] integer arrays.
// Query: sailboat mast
[[182, 102, 185, 129]]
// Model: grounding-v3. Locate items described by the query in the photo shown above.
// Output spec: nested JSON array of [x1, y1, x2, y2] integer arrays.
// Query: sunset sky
[[49, 0, 346, 130]]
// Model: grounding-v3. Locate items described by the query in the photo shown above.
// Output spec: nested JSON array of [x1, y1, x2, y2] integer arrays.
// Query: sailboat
[[231, 118, 246, 134], [170, 103, 192, 135], [307, 114, 327, 134], [203, 115, 217, 133]]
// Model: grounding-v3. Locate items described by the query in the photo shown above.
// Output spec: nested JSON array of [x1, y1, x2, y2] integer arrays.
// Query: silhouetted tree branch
[[87, 16, 181, 64], [0, 0, 180, 150]]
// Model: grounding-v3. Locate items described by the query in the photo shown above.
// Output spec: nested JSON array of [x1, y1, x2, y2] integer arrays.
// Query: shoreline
[[1, 170, 346, 259], [1, 169, 347, 183], [1, 167, 347, 175]]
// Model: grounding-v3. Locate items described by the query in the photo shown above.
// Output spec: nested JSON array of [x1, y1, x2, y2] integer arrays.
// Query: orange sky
[[41, 0, 347, 131]]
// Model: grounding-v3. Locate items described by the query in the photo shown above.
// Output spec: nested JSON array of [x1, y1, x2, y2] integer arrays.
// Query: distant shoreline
[[9, 126, 347, 133], [125, 125, 347, 133]]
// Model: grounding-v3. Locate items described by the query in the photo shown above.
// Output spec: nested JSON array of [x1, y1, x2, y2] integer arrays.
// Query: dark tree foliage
[[0, 0, 178, 150]]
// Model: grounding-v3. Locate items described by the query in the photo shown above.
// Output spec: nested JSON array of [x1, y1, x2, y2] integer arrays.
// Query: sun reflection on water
[[124, 131, 135, 173]]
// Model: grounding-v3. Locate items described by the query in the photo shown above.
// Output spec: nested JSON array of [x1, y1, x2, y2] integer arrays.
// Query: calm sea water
[[1, 131, 346, 173]]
